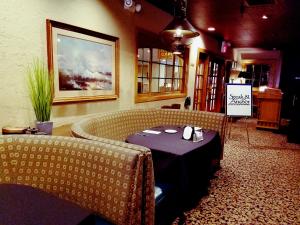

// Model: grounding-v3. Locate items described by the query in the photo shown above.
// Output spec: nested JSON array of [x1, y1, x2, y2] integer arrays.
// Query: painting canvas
[[57, 34, 113, 91], [47, 20, 119, 103]]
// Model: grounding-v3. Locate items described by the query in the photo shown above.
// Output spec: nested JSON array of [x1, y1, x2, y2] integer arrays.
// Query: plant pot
[[35, 121, 53, 135]]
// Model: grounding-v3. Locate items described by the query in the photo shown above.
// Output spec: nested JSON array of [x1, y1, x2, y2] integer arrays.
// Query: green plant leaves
[[27, 58, 53, 122]]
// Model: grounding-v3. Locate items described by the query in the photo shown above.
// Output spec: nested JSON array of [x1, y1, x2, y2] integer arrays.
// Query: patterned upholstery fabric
[[70, 132, 156, 225], [73, 109, 160, 141], [71, 109, 226, 156], [0, 135, 155, 225]]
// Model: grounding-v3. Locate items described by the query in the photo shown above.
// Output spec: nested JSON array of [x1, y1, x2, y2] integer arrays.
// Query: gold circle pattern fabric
[[0, 135, 155, 225]]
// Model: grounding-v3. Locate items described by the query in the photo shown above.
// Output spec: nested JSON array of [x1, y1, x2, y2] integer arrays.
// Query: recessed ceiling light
[[262, 15, 268, 19], [135, 3, 142, 13], [208, 27, 215, 31]]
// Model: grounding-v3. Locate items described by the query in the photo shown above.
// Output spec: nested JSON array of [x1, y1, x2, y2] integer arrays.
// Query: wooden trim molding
[[135, 92, 186, 103]]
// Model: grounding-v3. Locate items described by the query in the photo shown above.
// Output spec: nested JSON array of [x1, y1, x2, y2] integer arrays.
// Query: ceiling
[[145, 0, 300, 51]]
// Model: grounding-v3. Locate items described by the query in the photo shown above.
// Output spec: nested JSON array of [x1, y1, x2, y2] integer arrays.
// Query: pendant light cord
[[174, 0, 187, 18]]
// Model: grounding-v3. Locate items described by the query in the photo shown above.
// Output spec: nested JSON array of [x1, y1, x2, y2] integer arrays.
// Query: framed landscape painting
[[46, 19, 119, 103]]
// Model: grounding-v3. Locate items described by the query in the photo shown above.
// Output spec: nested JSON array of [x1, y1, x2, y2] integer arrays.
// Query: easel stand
[[226, 116, 250, 144]]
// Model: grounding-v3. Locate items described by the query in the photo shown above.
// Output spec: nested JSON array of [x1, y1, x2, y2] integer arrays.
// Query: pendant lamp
[[160, 0, 199, 46], [171, 36, 185, 55]]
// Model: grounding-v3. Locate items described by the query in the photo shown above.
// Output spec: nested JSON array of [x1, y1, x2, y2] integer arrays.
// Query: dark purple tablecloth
[[126, 125, 218, 155], [0, 184, 92, 225], [126, 125, 222, 208]]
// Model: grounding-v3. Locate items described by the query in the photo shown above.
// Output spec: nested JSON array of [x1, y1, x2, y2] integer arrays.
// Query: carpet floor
[[172, 119, 300, 225]]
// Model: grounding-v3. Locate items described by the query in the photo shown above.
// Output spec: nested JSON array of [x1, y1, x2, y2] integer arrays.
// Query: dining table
[[126, 125, 222, 209], [0, 184, 95, 225]]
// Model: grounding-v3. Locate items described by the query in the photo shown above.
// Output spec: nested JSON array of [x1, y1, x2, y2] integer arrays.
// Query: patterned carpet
[[172, 119, 300, 225]]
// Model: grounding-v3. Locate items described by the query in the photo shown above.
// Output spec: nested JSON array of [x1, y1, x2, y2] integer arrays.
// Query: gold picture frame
[[46, 19, 119, 104]]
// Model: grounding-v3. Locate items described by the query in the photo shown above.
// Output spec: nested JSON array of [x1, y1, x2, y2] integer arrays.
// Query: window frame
[[135, 48, 188, 103]]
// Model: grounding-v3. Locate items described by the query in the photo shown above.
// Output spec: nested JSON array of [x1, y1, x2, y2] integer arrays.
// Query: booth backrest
[[0, 135, 155, 225], [71, 109, 226, 154], [72, 109, 160, 141], [158, 109, 225, 142]]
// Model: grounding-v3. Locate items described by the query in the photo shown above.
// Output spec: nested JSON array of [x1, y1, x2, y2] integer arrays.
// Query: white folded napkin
[[142, 130, 161, 134]]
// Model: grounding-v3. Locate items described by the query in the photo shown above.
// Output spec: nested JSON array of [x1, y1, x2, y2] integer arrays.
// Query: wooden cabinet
[[256, 88, 283, 129]]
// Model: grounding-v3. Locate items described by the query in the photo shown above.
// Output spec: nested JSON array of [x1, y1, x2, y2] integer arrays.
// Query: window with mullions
[[206, 61, 219, 111], [245, 64, 270, 87], [137, 48, 184, 97], [137, 48, 150, 93]]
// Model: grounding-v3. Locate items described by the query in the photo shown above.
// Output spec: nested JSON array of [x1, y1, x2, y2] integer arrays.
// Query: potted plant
[[27, 59, 54, 134]]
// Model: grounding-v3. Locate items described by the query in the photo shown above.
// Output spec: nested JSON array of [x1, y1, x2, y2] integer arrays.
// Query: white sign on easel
[[225, 83, 252, 144], [225, 84, 252, 117]]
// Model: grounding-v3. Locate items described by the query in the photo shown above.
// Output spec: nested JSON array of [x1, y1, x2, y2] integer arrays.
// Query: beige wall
[[0, 0, 221, 129]]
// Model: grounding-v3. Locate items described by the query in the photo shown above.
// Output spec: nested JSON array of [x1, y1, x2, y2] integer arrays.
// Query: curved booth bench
[[0, 135, 154, 225], [71, 108, 226, 158], [71, 109, 226, 223]]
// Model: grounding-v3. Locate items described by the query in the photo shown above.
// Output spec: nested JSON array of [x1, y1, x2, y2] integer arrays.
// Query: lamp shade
[[160, 17, 199, 46], [172, 44, 185, 55], [162, 17, 199, 37]]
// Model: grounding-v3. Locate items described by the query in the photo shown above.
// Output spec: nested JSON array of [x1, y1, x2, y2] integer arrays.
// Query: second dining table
[[0, 184, 95, 225], [126, 125, 222, 208]]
